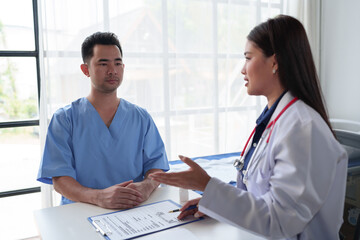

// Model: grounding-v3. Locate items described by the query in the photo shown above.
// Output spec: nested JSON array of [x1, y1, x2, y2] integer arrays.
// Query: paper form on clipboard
[[88, 199, 203, 240]]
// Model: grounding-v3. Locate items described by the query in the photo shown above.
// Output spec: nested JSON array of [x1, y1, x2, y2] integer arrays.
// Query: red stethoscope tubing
[[240, 97, 299, 157]]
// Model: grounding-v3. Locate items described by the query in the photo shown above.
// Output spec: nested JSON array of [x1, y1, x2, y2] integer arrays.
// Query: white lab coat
[[199, 92, 348, 239]]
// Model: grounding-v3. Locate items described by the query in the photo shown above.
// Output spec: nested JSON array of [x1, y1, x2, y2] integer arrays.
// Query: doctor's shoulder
[[288, 100, 343, 146], [277, 100, 333, 138]]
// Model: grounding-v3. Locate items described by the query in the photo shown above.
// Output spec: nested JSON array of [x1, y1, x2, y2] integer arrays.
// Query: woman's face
[[241, 40, 279, 99]]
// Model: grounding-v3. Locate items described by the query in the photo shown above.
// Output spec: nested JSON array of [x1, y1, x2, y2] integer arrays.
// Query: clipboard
[[88, 199, 203, 240]]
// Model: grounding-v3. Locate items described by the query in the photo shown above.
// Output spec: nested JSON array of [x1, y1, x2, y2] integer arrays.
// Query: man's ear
[[80, 64, 90, 77]]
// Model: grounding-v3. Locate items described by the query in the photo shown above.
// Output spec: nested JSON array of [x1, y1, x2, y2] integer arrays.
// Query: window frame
[[0, 0, 41, 198]]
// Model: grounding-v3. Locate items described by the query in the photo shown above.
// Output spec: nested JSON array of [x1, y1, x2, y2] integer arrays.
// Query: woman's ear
[[80, 64, 90, 77], [271, 54, 278, 74]]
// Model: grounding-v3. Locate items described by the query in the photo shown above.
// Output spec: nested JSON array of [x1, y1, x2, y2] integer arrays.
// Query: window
[[0, 1, 286, 239], [42, 0, 281, 161], [0, 0, 41, 239]]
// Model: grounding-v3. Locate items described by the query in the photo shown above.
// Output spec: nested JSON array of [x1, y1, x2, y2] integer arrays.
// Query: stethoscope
[[233, 97, 299, 179]]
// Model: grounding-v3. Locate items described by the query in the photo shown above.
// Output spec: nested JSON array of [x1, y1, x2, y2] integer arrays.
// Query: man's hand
[[96, 180, 143, 209], [125, 169, 163, 203], [126, 182, 152, 203], [53, 172, 162, 210]]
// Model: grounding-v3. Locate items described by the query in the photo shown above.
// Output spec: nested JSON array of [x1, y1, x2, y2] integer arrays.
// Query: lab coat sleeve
[[199, 177, 270, 237], [199, 118, 342, 238]]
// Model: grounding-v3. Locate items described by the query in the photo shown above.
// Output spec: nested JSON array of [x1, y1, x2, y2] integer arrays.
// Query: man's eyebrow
[[244, 51, 252, 56], [98, 58, 122, 62]]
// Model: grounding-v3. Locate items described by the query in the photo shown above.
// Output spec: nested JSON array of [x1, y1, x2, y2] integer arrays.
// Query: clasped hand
[[96, 180, 144, 209]]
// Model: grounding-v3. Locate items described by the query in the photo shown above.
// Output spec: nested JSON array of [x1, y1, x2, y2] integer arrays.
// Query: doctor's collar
[[256, 91, 287, 126]]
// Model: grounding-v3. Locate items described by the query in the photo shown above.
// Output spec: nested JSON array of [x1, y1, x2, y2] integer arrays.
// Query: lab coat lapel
[[244, 92, 295, 179], [246, 128, 270, 175], [267, 91, 295, 124]]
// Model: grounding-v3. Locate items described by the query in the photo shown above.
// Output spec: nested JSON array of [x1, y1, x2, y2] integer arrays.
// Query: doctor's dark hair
[[247, 15, 333, 134], [81, 32, 123, 64]]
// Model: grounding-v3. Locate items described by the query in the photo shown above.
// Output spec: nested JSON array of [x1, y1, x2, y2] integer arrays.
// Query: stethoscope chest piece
[[233, 158, 244, 171]]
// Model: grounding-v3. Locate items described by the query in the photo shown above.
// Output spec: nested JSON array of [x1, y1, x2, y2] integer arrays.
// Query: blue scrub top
[[37, 98, 169, 204]]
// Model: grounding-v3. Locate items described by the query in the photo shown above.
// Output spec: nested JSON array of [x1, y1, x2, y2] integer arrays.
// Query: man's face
[[84, 44, 124, 94]]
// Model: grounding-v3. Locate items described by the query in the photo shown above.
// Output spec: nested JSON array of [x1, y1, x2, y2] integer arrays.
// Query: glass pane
[[167, 0, 213, 53], [218, 58, 250, 107], [0, 126, 40, 192], [0, 57, 39, 122], [169, 58, 213, 110], [262, 0, 281, 4], [45, 57, 89, 116], [261, 6, 281, 22], [0, 0, 35, 51], [109, 0, 163, 53], [118, 58, 164, 112], [0, 193, 41, 240], [218, 110, 258, 154], [218, 3, 257, 54], [41, 0, 104, 51], [170, 114, 214, 160]]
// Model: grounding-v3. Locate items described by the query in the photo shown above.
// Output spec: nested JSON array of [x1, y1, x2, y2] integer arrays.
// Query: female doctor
[[150, 15, 348, 239]]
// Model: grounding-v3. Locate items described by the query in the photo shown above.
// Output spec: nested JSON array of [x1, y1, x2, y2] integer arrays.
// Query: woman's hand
[[177, 198, 205, 220], [149, 155, 211, 191]]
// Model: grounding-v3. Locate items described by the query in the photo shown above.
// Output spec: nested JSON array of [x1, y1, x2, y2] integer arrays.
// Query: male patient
[[37, 32, 169, 209]]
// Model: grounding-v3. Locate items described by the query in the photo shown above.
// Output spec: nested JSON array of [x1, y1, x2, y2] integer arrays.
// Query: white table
[[34, 186, 265, 240]]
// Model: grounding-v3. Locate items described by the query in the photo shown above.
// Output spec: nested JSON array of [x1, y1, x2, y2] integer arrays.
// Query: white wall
[[320, 0, 360, 122]]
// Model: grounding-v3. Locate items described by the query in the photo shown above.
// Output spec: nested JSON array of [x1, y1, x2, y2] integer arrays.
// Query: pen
[[169, 204, 197, 213]]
